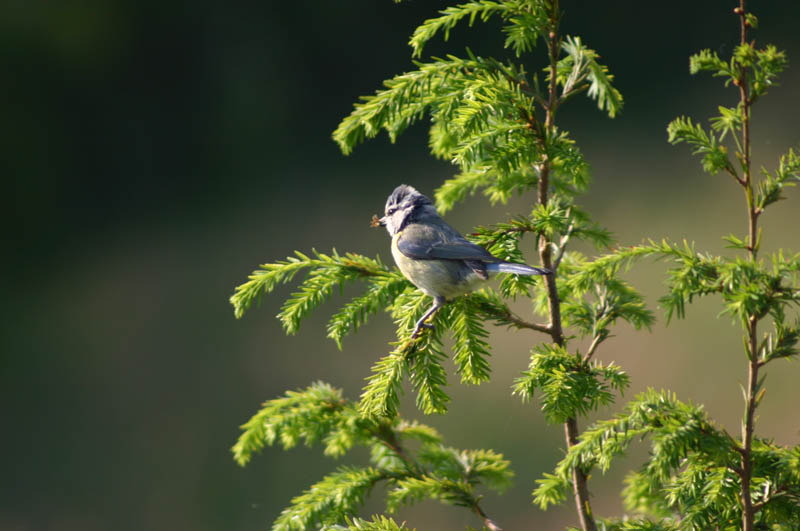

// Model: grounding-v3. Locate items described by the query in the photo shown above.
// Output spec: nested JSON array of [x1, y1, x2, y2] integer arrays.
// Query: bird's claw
[[409, 298, 444, 340], [411, 322, 435, 339]]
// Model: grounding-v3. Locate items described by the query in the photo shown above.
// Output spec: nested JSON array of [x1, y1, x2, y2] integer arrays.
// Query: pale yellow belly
[[391, 236, 484, 299]]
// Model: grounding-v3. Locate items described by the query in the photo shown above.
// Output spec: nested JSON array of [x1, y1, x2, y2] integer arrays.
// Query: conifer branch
[[229, 249, 402, 324], [334, 515, 414, 531], [234, 383, 511, 529], [513, 344, 629, 425]]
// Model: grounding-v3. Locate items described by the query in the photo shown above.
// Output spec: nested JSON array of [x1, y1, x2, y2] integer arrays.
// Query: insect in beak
[[370, 214, 386, 228]]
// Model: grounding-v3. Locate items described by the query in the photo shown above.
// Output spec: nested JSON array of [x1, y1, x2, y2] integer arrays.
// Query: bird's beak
[[370, 214, 387, 228]]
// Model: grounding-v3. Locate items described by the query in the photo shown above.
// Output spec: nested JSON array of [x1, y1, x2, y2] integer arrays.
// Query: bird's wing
[[426, 240, 497, 261], [397, 224, 497, 262]]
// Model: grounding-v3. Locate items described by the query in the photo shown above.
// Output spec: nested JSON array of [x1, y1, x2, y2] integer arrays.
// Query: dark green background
[[4, 2, 800, 529]]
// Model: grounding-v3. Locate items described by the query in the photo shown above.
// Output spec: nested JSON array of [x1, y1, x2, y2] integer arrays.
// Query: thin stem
[[565, 418, 595, 530], [553, 220, 575, 270], [536, 2, 597, 530], [477, 300, 551, 334], [473, 502, 503, 531], [735, 2, 759, 530], [503, 312, 552, 334], [582, 333, 606, 364], [751, 485, 790, 512], [374, 424, 424, 476], [558, 82, 591, 107], [725, 164, 746, 186], [742, 333, 759, 531]]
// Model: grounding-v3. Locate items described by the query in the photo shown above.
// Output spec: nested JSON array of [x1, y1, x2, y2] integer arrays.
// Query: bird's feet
[[409, 296, 445, 340], [410, 321, 434, 339]]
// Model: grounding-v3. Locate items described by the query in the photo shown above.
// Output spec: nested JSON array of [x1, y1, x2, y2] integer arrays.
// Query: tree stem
[[742, 320, 759, 531], [736, 2, 758, 529], [537, 2, 596, 530], [565, 418, 595, 531]]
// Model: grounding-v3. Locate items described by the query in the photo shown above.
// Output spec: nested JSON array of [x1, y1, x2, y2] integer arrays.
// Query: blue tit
[[377, 184, 550, 338]]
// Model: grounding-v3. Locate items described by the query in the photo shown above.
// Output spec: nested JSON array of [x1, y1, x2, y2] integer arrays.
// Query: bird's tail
[[486, 262, 551, 276]]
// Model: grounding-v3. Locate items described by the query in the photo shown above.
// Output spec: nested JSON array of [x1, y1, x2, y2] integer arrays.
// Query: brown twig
[[502, 310, 552, 334], [473, 502, 503, 531]]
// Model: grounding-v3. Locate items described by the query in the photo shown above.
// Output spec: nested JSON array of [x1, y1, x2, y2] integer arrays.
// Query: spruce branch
[[512, 344, 630, 425], [536, 390, 734, 508], [229, 249, 401, 323], [667, 116, 739, 180], [408, 1, 548, 59], [327, 275, 410, 349], [235, 383, 510, 530], [559, 256, 654, 337], [333, 54, 536, 158], [358, 289, 497, 417], [360, 350, 408, 420], [325, 515, 414, 531], [449, 297, 493, 384], [558, 36, 622, 117], [592, 517, 679, 531], [232, 381, 362, 465], [273, 466, 386, 531]]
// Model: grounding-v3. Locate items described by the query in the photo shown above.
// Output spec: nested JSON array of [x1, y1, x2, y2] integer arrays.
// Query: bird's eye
[[387, 207, 397, 215]]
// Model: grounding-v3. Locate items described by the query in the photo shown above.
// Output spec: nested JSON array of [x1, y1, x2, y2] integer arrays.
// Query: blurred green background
[[3, 1, 800, 529]]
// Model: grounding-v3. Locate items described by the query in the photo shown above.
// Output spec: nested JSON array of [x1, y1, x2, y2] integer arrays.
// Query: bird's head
[[378, 184, 437, 236]]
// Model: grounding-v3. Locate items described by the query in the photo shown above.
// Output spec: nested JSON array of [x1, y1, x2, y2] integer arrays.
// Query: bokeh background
[[3, 1, 800, 530]]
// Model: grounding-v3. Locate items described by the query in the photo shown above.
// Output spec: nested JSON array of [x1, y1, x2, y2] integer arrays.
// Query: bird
[[375, 184, 550, 338]]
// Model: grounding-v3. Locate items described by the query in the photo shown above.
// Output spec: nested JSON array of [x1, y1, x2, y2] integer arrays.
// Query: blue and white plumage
[[378, 184, 549, 337]]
